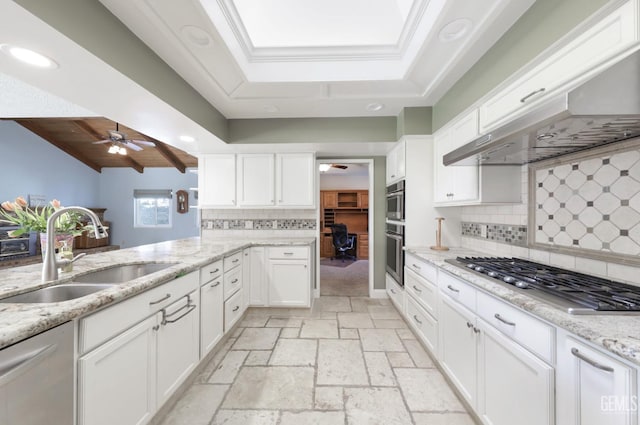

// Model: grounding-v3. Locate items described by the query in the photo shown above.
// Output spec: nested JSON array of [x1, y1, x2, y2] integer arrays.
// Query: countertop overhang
[[0, 237, 315, 350]]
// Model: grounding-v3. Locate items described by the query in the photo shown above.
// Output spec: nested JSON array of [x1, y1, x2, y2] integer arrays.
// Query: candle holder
[[430, 217, 449, 251]]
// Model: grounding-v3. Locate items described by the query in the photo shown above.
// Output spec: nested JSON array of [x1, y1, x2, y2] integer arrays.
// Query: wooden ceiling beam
[[14, 120, 103, 173], [71, 119, 106, 141], [148, 137, 187, 173], [120, 155, 145, 174]]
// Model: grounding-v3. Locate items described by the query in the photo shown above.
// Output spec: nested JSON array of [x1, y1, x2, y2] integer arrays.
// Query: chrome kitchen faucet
[[42, 207, 108, 282]]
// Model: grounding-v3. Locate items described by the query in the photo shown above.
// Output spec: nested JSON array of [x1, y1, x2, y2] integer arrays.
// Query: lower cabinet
[[156, 291, 200, 406], [386, 273, 405, 314], [200, 276, 223, 358], [78, 315, 159, 425], [224, 289, 244, 331], [268, 260, 310, 307], [247, 247, 267, 306], [557, 331, 637, 425]]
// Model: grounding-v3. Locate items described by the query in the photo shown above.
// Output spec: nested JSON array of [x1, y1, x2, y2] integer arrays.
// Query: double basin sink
[[0, 263, 177, 304]]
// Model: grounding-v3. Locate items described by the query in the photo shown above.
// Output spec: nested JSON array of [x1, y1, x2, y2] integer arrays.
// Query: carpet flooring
[[320, 260, 369, 296]]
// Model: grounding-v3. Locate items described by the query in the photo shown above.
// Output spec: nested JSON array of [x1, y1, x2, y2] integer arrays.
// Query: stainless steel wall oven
[[386, 180, 405, 221], [385, 221, 404, 286]]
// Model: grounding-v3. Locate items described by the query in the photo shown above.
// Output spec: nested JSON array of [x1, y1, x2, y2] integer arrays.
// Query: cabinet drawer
[[200, 260, 223, 283], [406, 295, 438, 354], [405, 268, 438, 319], [224, 289, 243, 331], [386, 273, 405, 314], [224, 251, 243, 271], [80, 271, 199, 354], [439, 271, 476, 312], [268, 246, 309, 259], [405, 253, 437, 284], [477, 291, 555, 364], [223, 267, 242, 300]]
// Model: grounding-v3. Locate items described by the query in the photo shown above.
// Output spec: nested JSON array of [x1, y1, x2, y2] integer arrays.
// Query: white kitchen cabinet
[[276, 153, 315, 207], [439, 294, 479, 407], [237, 154, 275, 206], [406, 294, 438, 354], [386, 140, 406, 184], [198, 154, 236, 207], [78, 314, 159, 425], [557, 331, 637, 425], [199, 271, 223, 358], [157, 291, 200, 406], [224, 288, 244, 331], [247, 246, 266, 306], [242, 248, 252, 308], [479, 0, 638, 133], [386, 273, 405, 314], [477, 319, 554, 425], [267, 246, 311, 307]]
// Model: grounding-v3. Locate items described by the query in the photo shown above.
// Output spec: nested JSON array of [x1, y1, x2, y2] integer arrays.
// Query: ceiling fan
[[92, 123, 155, 154], [319, 163, 348, 172]]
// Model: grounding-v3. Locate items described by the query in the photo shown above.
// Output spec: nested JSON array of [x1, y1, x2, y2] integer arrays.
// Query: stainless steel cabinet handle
[[149, 293, 171, 305], [466, 321, 474, 328], [162, 296, 196, 325], [520, 87, 546, 103], [210, 268, 220, 274], [412, 263, 421, 270], [0, 344, 56, 386], [152, 324, 160, 331], [232, 305, 240, 312], [412, 285, 422, 293], [231, 278, 239, 284], [447, 285, 460, 293], [232, 259, 239, 263], [571, 348, 614, 372], [210, 281, 221, 288], [413, 315, 422, 325], [390, 288, 397, 294], [494, 313, 516, 326], [284, 252, 294, 255], [391, 174, 396, 178], [473, 327, 481, 334]]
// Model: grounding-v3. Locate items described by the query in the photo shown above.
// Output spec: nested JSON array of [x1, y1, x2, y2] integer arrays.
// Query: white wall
[[98, 168, 199, 248], [0, 120, 100, 206], [320, 174, 368, 190]]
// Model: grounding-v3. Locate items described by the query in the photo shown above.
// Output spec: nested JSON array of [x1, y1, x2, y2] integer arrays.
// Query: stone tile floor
[[159, 296, 476, 425]]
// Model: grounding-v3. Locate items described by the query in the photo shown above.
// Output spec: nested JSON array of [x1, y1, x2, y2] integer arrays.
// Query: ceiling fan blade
[[92, 139, 112, 145], [123, 141, 144, 151], [332, 164, 348, 169], [130, 139, 155, 147]]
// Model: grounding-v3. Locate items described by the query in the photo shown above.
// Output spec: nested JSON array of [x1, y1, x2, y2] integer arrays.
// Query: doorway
[[316, 159, 373, 297]]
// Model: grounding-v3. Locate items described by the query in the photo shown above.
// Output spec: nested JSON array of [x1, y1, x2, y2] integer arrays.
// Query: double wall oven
[[385, 180, 405, 286]]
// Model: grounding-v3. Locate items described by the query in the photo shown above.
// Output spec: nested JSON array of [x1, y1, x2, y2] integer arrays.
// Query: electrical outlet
[[480, 224, 488, 238], [245, 220, 253, 229]]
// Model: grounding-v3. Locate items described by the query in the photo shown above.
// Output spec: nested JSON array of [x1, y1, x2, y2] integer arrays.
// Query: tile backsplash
[[200, 208, 317, 238]]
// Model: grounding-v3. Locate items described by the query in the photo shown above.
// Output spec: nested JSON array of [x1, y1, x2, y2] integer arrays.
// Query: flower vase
[[40, 233, 75, 270]]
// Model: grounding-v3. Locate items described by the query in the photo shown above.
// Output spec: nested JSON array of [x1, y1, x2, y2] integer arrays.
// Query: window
[[133, 189, 172, 228]]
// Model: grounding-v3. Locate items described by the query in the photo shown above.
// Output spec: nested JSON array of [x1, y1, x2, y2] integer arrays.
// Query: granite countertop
[[404, 246, 640, 367], [0, 237, 315, 350]]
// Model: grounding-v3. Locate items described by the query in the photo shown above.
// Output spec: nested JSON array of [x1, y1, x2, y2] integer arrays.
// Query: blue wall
[[0, 120, 199, 248]]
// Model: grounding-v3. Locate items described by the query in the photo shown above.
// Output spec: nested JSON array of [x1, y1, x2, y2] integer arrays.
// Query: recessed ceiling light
[[438, 18, 473, 43], [179, 135, 196, 143], [319, 164, 331, 172], [366, 103, 384, 112], [181, 26, 213, 47], [1, 44, 58, 68], [264, 105, 279, 113]]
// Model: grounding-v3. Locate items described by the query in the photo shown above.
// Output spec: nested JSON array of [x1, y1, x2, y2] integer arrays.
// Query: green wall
[[432, 0, 611, 130]]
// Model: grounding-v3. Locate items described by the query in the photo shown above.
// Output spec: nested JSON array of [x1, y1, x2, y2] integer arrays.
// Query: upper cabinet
[[200, 153, 315, 209], [479, 0, 639, 133], [386, 141, 406, 184], [199, 154, 236, 207]]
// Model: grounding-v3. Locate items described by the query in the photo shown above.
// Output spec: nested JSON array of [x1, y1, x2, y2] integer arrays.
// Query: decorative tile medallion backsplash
[[461, 222, 527, 246], [533, 143, 640, 256]]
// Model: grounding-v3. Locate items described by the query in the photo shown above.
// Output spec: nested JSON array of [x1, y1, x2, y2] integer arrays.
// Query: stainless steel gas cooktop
[[446, 257, 640, 315]]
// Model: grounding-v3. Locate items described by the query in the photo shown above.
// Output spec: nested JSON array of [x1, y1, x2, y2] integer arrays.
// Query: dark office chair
[[330, 223, 356, 262]]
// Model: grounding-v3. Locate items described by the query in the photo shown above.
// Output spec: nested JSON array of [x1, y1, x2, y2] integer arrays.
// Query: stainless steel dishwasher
[[0, 322, 74, 425]]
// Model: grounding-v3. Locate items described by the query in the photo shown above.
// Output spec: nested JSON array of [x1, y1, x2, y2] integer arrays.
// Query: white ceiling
[[97, 0, 535, 118]]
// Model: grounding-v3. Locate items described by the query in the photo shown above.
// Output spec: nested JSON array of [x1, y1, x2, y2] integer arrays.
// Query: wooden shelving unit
[[320, 190, 369, 259]]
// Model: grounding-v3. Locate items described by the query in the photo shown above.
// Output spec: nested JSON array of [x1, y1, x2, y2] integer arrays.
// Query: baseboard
[[370, 288, 388, 299]]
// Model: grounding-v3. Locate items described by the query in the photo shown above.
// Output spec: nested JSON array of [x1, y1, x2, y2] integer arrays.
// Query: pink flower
[[1, 201, 14, 212], [50, 199, 61, 209], [15, 197, 27, 208]]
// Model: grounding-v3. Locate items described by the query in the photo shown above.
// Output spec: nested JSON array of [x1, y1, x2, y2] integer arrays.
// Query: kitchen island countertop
[[404, 246, 640, 367], [0, 237, 315, 350]]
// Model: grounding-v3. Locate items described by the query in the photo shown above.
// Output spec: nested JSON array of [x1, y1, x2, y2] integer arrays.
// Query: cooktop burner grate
[[453, 257, 640, 312]]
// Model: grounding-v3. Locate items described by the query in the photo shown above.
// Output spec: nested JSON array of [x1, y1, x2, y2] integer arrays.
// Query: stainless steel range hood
[[444, 51, 640, 166]]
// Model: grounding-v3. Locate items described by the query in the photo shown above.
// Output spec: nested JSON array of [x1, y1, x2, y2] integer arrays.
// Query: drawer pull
[[210, 281, 221, 288], [390, 288, 397, 294], [466, 321, 474, 328], [571, 348, 614, 372], [473, 327, 481, 334], [447, 285, 460, 293], [149, 293, 171, 305], [412, 285, 422, 293], [494, 313, 516, 326], [232, 305, 240, 312], [232, 259, 239, 263], [209, 268, 220, 275], [413, 314, 422, 325], [231, 278, 239, 284], [520, 87, 546, 103], [412, 263, 421, 270], [283, 252, 294, 255]]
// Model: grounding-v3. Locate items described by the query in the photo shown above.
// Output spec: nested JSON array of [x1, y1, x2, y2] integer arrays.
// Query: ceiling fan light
[[319, 164, 331, 172], [107, 144, 119, 154], [118, 146, 127, 155]]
